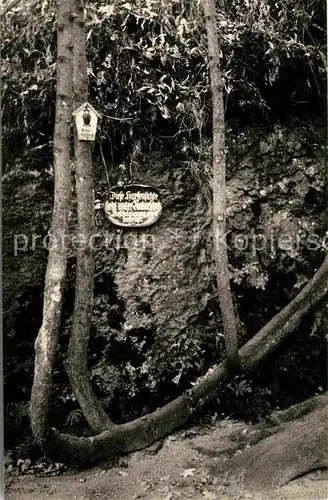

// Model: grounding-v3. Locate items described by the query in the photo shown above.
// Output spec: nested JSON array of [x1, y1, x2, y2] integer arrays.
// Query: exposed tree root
[[270, 392, 328, 424], [237, 392, 328, 447], [219, 403, 328, 491]]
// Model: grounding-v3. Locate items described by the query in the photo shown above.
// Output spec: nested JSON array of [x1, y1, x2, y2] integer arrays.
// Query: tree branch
[[0, 0, 22, 16]]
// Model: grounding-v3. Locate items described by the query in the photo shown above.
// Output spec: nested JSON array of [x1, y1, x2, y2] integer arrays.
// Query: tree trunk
[[220, 403, 328, 491], [65, 0, 115, 434], [37, 254, 328, 464], [29, 0, 74, 446], [203, 0, 240, 372]]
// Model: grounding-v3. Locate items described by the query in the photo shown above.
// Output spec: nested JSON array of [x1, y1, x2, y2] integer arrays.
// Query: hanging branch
[[202, 0, 241, 372]]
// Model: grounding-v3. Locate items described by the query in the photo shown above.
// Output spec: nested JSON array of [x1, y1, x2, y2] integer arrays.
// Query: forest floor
[[5, 419, 328, 500]]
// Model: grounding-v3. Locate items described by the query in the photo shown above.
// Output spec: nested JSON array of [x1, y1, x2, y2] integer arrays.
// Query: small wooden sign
[[73, 102, 100, 141], [104, 185, 162, 228]]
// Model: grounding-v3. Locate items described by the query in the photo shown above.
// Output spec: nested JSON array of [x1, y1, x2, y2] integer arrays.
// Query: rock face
[[112, 170, 212, 338], [84, 123, 327, 420], [3, 122, 327, 424], [98, 124, 326, 341]]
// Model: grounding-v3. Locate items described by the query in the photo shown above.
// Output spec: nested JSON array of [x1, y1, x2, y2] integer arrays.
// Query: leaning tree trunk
[[29, 0, 75, 445], [203, 0, 240, 372], [39, 254, 328, 464], [65, 0, 115, 434]]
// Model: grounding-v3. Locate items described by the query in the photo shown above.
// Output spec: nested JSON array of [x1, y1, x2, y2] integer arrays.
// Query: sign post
[[73, 102, 100, 141]]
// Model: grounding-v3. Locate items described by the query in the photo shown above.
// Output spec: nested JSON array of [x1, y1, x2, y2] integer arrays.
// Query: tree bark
[[29, 0, 75, 446], [37, 254, 328, 464], [65, 0, 115, 434], [203, 0, 240, 372], [220, 404, 328, 491]]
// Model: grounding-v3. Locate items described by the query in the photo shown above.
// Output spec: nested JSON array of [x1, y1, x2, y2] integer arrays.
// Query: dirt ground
[[5, 420, 328, 500]]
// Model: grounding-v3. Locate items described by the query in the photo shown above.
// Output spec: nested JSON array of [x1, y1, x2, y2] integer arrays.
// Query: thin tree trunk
[[39, 254, 328, 464], [65, 0, 115, 434], [203, 0, 240, 372], [29, 0, 74, 445]]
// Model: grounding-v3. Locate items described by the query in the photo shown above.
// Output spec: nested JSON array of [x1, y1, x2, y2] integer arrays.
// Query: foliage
[[1, 0, 325, 167], [80, 291, 224, 422]]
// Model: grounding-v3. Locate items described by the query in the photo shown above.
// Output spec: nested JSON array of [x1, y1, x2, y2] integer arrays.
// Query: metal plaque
[[104, 185, 162, 228]]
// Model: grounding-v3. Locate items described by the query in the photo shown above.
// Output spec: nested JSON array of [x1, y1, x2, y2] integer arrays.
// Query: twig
[[0, 0, 22, 16], [158, 127, 198, 139], [102, 114, 134, 122], [99, 142, 110, 187]]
